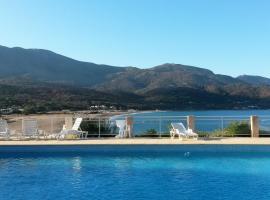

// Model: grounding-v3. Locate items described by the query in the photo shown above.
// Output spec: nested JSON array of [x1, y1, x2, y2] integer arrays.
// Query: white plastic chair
[[115, 120, 126, 138], [0, 119, 10, 139], [22, 119, 43, 139]]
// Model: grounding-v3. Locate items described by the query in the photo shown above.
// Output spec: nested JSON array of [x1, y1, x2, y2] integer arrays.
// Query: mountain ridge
[[237, 75, 270, 86], [1, 45, 270, 111]]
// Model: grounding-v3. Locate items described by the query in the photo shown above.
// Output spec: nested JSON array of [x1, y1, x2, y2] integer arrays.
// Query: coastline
[[109, 110, 157, 120]]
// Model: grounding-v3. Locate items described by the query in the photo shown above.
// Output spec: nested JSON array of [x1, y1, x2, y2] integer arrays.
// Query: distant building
[[0, 108, 14, 114]]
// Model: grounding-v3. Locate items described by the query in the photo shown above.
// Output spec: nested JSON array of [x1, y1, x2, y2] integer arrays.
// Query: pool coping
[[0, 137, 270, 146]]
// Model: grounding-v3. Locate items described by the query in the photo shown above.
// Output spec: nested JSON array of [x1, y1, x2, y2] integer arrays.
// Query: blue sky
[[0, 0, 269, 77]]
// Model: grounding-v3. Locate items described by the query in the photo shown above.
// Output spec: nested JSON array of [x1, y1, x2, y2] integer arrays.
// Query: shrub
[[224, 121, 250, 136], [137, 129, 158, 137], [198, 131, 211, 137], [200, 121, 251, 137]]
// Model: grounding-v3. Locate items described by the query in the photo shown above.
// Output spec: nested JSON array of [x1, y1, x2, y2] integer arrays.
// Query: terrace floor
[[0, 137, 270, 145]]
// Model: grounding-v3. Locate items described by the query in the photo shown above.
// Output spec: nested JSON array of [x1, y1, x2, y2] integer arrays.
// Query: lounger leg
[[36, 132, 39, 140], [5, 135, 9, 140]]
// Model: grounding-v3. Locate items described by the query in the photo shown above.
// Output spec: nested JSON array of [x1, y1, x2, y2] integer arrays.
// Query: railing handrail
[[110, 115, 270, 118]]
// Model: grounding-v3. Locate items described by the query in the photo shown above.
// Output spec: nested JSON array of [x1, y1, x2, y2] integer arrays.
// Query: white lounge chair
[[115, 120, 126, 138], [58, 118, 88, 139], [22, 119, 43, 139], [170, 123, 187, 140], [0, 119, 10, 139], [170, 122, 198, 140]]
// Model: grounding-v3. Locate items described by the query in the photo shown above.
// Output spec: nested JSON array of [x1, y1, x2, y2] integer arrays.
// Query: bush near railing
[[225, 121, 250, 136], [197, 132, 211, 138], [136, 129, 158, 137], [198, 121, 251, 137]]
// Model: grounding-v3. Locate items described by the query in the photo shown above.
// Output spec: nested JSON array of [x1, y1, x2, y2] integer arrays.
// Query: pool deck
[[0, 137, 270, 146]]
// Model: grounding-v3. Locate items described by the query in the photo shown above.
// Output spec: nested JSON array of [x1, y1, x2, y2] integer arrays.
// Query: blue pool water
[[1, 145, 270, 200]]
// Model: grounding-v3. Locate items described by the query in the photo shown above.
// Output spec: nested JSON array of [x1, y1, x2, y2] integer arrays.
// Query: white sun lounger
[[22, 119, 43, 139], [58, 118, 88, 139], [170, 122, 198, 140], [0, 119, 10, 139], [115, 120, 126, 138]]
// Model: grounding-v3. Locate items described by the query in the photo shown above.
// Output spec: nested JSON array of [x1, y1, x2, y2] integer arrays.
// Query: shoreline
[[109, 110, 157, 120]]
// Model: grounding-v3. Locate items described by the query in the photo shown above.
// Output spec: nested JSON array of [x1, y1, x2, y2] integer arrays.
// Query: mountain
[[0, 45, 243, 90], [1, 45, 270, 111], [237, 75, 270, 86], [0, 45, 125, 86], [95, 63, 245, 93]]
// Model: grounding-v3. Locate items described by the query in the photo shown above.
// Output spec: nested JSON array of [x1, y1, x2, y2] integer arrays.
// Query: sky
[[0, 0, 270, 77]]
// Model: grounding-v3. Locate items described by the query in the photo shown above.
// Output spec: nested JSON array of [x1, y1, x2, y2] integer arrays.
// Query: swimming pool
[[1, 145, 270, 200]]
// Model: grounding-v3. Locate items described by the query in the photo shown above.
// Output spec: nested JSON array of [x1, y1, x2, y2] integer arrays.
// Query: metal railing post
[[98, 117, 101, 138], [50, 117, 53, 135], [221, 116, 224, 137], [159, 116, 162, 138]]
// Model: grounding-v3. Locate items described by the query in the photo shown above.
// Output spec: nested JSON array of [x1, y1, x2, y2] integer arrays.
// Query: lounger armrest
[[187, 128, 194, 133], [187, 128, 198, 136], [78, 130, 88, 133]]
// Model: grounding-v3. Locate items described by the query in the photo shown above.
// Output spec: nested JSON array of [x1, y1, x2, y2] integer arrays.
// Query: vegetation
[[225, 121, 250, 136], [0, 83, 137, 112], [197, 131, 211, 138], [199, 121, 251, 137]]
